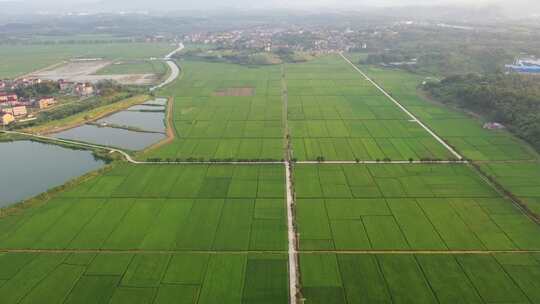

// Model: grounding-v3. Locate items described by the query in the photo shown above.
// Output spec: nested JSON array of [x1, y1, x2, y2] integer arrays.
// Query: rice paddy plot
[[147, 60, 284, 161], [294, 164, 540, 251], [481, 162, 540, 216], [0, 252, 289, 304], [299, 253, 540, 304], [0, 164, 287, 251]]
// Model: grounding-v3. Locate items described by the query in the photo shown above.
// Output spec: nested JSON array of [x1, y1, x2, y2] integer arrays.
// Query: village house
[[4, 105, 28, 117], [11, 99, 34, 107], [58, 79, 74, 91], [0, 112, 14, 126], [37, 97, 56, 109], [12, 105, 28, 117], [74, 83, 94, 96], [0, 92, 18, 104], [483, 122, 505, 130]]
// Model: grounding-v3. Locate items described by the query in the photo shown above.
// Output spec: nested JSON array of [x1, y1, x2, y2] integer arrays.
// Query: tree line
[[425, 73, 540, 151]]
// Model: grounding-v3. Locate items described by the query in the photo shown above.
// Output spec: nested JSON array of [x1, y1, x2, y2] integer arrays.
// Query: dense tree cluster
[[362, 47, 510, 76], [425, 73, 540, 151], [14, 81, 60, 98], [180, 47, 311, 66]]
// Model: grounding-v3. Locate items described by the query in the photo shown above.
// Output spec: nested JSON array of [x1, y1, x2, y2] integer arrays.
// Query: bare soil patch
[[213, 87, 255, 96], [30, 60, 159, 85]]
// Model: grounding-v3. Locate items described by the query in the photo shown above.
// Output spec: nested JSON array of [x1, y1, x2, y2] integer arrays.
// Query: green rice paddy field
[[285, 56, 453, 161], [147, 56, 454, 161], [2, 54, 540, 304], [0, 252, 288, 304], [147, 60, 285, 161], [0, 164, 289, 304], [295, 164, 540, 251], [300, 253, 540, 304], [0, 164, 286, 251]]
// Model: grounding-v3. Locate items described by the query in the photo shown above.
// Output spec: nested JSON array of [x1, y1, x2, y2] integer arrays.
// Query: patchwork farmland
[[1, 53, 540, 304], [285, 56, 454, 161]]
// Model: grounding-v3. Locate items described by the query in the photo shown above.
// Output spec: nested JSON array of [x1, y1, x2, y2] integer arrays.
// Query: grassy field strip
[[340, 53, 463, 160]]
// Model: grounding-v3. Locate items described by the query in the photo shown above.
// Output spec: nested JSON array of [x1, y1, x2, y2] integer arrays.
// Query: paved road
[[164, 43, 185, 60], [150, 43, 184, 92]]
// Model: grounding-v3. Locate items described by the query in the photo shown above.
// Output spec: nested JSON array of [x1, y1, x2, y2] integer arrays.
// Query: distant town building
[[505, 57, 540, 74], [483, 122, 505, 130], [38, 97, 56, 109], [0, 112, 15, 126]]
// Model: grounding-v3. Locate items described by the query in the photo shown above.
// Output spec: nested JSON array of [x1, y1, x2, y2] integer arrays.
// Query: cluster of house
[[0, 78, 42, 91], [0, 92, 57, 126], [58, 80, 95, 97], [0, 78, 96, 126], [182, 26, 360, 54]]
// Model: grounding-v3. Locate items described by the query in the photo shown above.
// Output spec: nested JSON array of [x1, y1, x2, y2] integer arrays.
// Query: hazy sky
[[0, 0, 506, 5], [2, 0, 535, 12]]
